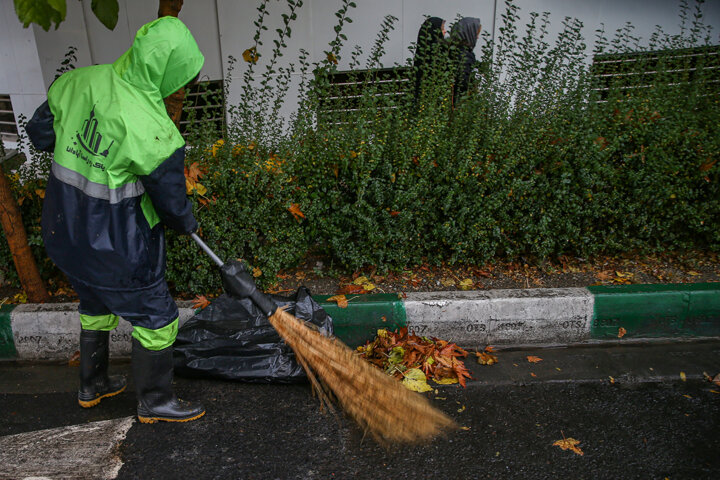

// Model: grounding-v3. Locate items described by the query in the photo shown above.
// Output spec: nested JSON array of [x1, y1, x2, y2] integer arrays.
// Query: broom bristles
[[268, 308, 456, 444]]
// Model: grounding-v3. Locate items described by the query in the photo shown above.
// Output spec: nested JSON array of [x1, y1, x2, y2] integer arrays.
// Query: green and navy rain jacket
[[26, 17, 204, 291]]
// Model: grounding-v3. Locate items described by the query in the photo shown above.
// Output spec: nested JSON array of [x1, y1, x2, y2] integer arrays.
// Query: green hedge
[[2, 0, 718, 296]]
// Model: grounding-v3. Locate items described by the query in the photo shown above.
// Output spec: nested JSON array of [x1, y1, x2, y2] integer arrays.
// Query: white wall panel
[[32, 0, 92, 90], [80, 0, 134, 65], [510, 0, 720, 59]]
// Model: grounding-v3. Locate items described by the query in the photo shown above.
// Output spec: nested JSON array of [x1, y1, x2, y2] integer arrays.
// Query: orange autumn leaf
[[192, 295, 211, 310], [327, 294, 348, 308], [288, 203, 305, 220], [553, 437, 584, 456], [527, 355, 543, 363], [185, 162, 203, 183], [618, 327, 627, 338], [337, 284, 367, 295], [476, 351, 498, 365]]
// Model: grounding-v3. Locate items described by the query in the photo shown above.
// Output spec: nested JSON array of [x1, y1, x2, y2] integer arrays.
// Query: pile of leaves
[[356, 327, 471, 392]]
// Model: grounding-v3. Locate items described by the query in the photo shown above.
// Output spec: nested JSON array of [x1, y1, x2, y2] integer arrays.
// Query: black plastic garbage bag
[[173, 287, 333, 382]]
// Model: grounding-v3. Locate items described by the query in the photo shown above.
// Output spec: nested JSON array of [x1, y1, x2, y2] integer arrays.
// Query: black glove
[[220, 260, 277, 316]]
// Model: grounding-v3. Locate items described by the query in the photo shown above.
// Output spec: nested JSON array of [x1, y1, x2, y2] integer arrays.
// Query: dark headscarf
[[451, 17, 481, 50], [414, 17, 445, 67]]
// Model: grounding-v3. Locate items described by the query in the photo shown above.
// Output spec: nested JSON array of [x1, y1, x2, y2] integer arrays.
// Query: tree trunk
[[159, 0, 186, 127], [0, 164, 50, 303]]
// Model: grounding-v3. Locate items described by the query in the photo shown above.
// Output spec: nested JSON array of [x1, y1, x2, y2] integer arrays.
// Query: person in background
[[450, 17, 482, 105], [412, 16, 448, 105], [26, 17, 206, 424]]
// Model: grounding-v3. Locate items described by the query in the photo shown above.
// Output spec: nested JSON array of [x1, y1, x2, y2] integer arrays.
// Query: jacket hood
[[416, 17, 445, 47], [113, 17, 204, 98], [451, 17, 481, 50]]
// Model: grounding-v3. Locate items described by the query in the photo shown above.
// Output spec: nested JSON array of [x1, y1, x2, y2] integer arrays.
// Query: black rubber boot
[[77, 329, 127, 408], [132, 337, 205, 423]]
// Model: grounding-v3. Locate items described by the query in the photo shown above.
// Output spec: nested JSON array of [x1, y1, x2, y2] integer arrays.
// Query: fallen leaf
[[476, 351, 498, 365], [459, 278, 474, 290], [683, 394, 692, 399], [337, 284, 366, 295], [402, 368, 433, 392], [553, 437, 584, 456], [609, 376, 615, 384], [457, 405, 466, 413], [703, 372, 720, 386], [192, 295, 211, 310], [680, 371, 687, 382], [440, 277, 455, 287], [687, 270, 700, 276], [252, 267, 262, 278], [530, 372, 537, 377], [433, 377, 459, 385], [352, 276, 375, 291], [710, 390, 720, 394], [618, 327, 627, 338], [527, 355, 543, 363], [460, 426, 471, 431], [596, 270, 614, 281], [68, 350, 80, 366], [288, 203, 305, 220], [12, 292, 27, 304], [327, 295, 348, 308]]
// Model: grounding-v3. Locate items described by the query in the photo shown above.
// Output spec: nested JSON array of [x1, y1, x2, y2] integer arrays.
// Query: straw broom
[[269, 307, 456, 444], [190, 233, 455, 444]]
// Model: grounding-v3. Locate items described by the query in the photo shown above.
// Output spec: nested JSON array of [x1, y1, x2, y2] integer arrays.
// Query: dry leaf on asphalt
[[476, 352, 498, 365], [703, 372, 720, 386], [680, 371, 687, 382], [327, 295, 348, 308], [553, 437, 584, 456], [68, 350, 80, 366], [618, 327, 627, 338], [527, 355, 543, 363], [402, 368, 433, 392]]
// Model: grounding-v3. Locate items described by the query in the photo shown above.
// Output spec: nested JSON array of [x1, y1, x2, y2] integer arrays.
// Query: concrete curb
[[1, 283, 719, 361]]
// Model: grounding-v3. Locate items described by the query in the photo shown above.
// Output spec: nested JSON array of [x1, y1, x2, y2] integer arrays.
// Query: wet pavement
[[1, 341, 719, 479]]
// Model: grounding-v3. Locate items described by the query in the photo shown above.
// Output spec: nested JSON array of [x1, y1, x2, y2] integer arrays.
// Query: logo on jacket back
[[67, 106, 114, 172], [75, 106, 114, 158]]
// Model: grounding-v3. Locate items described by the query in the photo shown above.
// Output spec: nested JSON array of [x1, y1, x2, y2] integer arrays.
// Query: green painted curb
[[0, 303, 17, 358], [314, 293, 406, 347], [588, 283, 720, 339]]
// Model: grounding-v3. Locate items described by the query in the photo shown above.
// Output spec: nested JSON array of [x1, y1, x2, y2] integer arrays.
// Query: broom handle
[[190, 232, 224, 267]]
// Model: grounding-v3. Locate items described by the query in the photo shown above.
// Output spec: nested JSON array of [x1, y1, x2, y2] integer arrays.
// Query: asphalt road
[[1, 341, 719, 479]]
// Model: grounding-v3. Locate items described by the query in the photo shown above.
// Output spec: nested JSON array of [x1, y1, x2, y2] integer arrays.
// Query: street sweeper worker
[[26, 16, 206, 423]]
